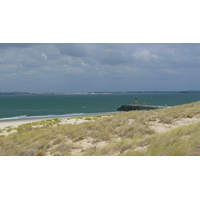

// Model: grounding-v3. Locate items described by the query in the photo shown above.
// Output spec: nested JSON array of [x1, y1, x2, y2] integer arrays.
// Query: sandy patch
[[60, 118, 91, 125], [149, 117, 200, 133], [0, 117, 92, 136], [127, 119, 135, 125], [45, 135, 107, 156], [0, 119, 44, 130], [0, 115, 110, 136], [134, 146, 148, 152], [0, 119, 46, 136]]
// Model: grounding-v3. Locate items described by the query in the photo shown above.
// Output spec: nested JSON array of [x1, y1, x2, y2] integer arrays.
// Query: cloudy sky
[[0, 43, 200, 92]]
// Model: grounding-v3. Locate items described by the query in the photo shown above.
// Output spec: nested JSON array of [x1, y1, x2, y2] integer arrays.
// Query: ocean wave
[[0, 112, 121, 121], [0, 115, 28, 121], [0, 114, 83, 121]]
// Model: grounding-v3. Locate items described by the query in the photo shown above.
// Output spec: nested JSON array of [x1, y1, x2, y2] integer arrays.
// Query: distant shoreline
[[1, 91, 200, 95]]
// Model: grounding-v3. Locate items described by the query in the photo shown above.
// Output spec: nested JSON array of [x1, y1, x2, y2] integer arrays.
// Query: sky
[[0, 43, 200, 93]]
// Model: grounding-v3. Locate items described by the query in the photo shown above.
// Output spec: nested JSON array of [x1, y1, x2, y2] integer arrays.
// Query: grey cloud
[[56, 43, 91, 57], [1, 43, 200, 92]]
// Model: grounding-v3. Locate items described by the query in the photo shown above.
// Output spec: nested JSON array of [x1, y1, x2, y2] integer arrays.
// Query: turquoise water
[[0, 93, 200, 120]]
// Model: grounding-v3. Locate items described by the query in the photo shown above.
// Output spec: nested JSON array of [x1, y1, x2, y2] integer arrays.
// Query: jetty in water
[[117, 104, 168, 111]]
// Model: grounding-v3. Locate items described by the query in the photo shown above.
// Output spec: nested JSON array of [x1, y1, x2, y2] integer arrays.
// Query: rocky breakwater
[[117, 104, 168, 111]]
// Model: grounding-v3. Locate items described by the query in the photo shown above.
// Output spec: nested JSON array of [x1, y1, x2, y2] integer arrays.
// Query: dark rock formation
[[117, 104, 168, 111]]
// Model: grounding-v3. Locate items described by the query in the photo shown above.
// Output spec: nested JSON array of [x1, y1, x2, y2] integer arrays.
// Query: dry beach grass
[[1, 101, 200, 156]]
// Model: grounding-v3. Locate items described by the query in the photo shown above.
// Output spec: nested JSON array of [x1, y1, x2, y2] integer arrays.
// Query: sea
[[0, 93, 200, 121]]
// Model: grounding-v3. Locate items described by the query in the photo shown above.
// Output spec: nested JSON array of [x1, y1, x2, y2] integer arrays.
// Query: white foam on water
[[0, 112, 121, 121]]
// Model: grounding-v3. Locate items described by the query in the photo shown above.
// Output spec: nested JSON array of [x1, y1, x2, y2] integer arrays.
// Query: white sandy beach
[[0, 117, 89, 136], [0, 113, 114, 136], [0, 119, 46, 130]]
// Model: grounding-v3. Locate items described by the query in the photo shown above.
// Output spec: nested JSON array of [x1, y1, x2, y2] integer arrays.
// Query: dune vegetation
[[1, 101, 200, 156]]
